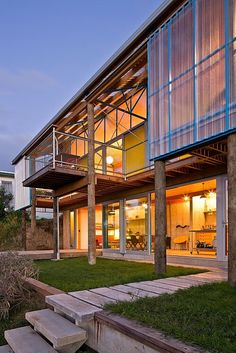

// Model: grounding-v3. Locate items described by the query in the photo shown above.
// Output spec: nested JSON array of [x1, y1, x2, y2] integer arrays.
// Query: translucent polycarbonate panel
[[171, 70, 194, 150], [149, 26, 168, 96], [229, 39, 236, 128], [148, 0, 236, 160], [149, 87, 169, 157], [197, 49, 225, 140], [171, 5, 193, 78], [229, 0, 236, 38], [196, 0, 224, 61]]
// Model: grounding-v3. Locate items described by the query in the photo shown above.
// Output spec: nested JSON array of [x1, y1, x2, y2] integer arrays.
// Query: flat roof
[[0, 171, 15, 178], [12, 0, 182, 165]]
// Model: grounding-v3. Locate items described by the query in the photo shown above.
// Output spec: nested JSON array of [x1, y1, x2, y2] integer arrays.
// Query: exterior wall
[[15, 157, 31, 210], [148, 0, 236, 160]]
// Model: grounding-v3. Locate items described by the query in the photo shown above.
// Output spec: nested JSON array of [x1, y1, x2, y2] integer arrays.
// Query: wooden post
[[87, 102, 96, 265], [31, 188, 36, 238], [53, 196, 60, 260], [227, 133, 236, 285], [154, 160, 167, 274], [21, 209, 27, 250]]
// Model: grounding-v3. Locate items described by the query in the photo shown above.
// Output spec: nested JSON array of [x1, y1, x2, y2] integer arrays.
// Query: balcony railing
[[25, 128, 153, 181]]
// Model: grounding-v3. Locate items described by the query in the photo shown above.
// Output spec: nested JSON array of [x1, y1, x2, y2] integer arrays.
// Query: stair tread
[[46, 293, 102, 323], [26, 309, 87, 347], [69, 290, 116, 307], [0, 345, 13, 353], [5, 326, 57, 353]]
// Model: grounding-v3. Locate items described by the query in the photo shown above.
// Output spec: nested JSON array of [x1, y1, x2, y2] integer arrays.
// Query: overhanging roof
[[12, 0, 183, 165]]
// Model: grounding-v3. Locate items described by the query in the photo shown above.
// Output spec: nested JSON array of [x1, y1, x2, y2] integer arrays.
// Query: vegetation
[[0, 291, 45, 345], [37, 257, 206, 292], [106, 282, 236, 353], [0, 186, 13, 220], [0, 252, 38, 319], [0, 187, 24, 250]]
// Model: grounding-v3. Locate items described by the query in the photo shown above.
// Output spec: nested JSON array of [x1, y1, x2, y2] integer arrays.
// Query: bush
[[0, 212, 22, 250], [0, 252, 38, 320]]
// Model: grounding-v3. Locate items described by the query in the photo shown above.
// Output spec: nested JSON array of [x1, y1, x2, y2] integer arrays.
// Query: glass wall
[[151, 180, 217, 256], [125, 197, 148, 251], [103, 202, 120, 250], [148, 0, 236, 159]]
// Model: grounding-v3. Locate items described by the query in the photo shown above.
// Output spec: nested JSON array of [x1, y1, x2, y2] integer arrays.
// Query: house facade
[[13, 0, 236, 271], [0, 171, 15, 209]]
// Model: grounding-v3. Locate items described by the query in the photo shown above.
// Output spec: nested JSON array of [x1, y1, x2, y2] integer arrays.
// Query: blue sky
[[0, 0, 163, 171]]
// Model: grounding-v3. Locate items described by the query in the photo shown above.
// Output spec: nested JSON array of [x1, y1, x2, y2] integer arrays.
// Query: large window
[[126, 197, 148, 251], [148, 0, 236, 159]]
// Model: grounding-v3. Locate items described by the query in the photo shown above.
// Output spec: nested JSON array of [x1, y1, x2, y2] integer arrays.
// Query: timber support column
[[87, 102, 96, 265], [154, 159, 166, 274], [227, 133, 236, 285], [53, 196, 60, 260]]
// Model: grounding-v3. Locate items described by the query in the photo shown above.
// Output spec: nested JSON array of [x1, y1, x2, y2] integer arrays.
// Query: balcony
[[23, 128, 153, 190]]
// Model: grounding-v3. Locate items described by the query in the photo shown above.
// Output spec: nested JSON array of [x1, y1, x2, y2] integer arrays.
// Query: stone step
[[90, 287, 134, 302], [26, 309, 87, 351], [111, 284, 160, 298], [0, 345, 13, 353], [5, 326, 57, 353], [46, 293, 102, 324], [69, 290, 116, 308]]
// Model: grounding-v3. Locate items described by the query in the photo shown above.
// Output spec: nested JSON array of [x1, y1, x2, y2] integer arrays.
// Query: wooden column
[[87, 102, 96, 265], [154, 160, 167, 274], [21, 209, 27, 250], [227, 133, 236, 285], [53, 196, 60, 260], [31, 188, 36, 237]]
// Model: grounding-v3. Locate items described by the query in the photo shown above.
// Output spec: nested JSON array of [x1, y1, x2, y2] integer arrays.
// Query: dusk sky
[[0, 0, 163, 171]]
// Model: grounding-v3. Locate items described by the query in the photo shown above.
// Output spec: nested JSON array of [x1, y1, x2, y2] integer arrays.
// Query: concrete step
[[26, 309, 87, 352], [69, 290, 116, 308], [0, 345, 13, 353], [5, 326, 57, 353], [46, 293, 102, 324]]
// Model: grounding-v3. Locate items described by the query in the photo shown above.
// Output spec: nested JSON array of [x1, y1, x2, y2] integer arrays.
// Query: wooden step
[[5, 326, 57, 353], [26, 309, 87, 349], [46, 293, 102, 324], [0, 345, 13, 353]]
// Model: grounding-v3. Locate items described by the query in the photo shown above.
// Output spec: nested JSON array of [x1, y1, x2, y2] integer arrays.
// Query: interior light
[[106, 156, 114, 165], [183, 195, 190, 202], [208, 191, 216, 198], [142, 202, 148, 209]]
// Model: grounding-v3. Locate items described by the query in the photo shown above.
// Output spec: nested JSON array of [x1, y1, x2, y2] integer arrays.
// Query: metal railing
[[25, 128, 154, 180]]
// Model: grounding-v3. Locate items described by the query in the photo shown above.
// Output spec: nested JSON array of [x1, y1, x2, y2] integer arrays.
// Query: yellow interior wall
[[124, 125, 146, 175]]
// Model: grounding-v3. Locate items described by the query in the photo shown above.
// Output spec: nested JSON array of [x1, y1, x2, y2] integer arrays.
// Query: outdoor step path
[[69, 290, 117, 307], [46, 293, 102, 324], [66, 271, 227, 310], [4, 326, 57, 353], [112, 284, 160, 298], [26, 308, 87, 350]]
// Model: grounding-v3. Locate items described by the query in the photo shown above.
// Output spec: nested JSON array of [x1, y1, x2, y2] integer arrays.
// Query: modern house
[[0, 171, 15, 209], [13, 0, 236, 275]]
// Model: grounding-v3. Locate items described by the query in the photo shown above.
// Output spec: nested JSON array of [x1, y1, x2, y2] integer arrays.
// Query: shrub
[[0, 212, 22, 250], [0, 252, 38, 319]]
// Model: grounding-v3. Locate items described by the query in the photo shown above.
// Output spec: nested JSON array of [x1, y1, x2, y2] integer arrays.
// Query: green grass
[[36, 257, 206, 292], [106, 282, 236, 353]]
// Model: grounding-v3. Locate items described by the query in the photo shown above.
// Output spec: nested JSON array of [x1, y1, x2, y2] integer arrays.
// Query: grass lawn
[[36, 257, 206, 292], [106, 282, 236, 353]]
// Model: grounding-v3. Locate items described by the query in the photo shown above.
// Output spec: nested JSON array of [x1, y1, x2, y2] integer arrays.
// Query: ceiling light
[[106, 156, 114, 165]]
